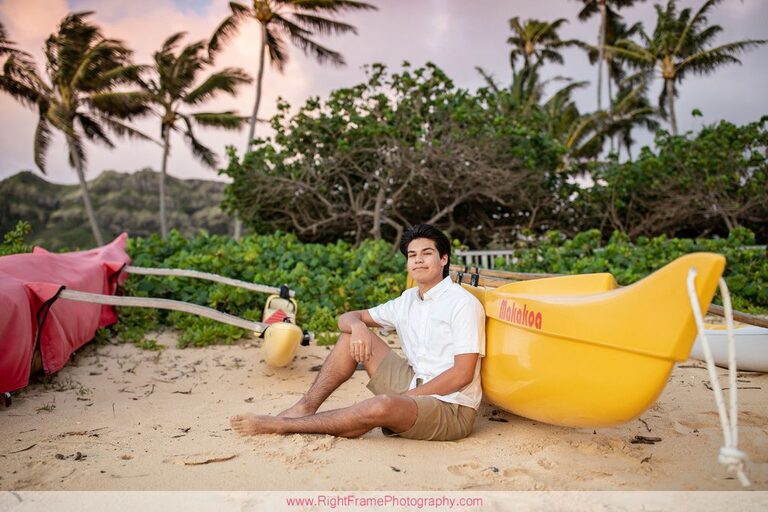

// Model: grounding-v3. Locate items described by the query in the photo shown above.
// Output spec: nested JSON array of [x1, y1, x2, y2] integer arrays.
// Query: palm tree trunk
[[68, 135, 104, 246], [159, 126, 171, 240], [245, 24, 267, 154], [234, 23, 268, 241], [607, 60, 615, 153], [666, 78, 678, 135], [597, 0, 607, 112]]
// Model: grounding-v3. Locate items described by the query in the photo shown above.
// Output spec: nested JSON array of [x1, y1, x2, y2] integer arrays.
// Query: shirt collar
[[421, 275, 453, 302]]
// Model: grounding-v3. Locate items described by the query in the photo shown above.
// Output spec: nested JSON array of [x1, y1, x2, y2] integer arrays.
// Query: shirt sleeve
[[368, 295, 401, 330], [451, 297, 486, 357]]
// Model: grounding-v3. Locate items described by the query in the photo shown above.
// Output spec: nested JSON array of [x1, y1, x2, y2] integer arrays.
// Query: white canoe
[[690, 324, 768, 373]]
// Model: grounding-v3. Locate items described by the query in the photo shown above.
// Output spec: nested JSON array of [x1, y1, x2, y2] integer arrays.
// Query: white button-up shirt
[[368, 276, 486, 409]]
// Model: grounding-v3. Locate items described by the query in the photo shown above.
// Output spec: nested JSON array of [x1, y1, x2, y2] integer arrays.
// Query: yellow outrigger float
[[458, 252, 726, 428]]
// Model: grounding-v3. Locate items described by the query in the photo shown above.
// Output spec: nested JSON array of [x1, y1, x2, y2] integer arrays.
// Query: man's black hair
[[400, 224, 451, 278]]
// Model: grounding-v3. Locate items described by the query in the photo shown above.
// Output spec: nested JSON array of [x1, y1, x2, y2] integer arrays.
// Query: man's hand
[[403, 353, 479, 397], [349, 322, 372, 363]]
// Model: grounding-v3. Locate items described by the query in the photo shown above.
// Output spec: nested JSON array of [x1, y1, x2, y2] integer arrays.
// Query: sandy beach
[[1, 329, 766, 492]]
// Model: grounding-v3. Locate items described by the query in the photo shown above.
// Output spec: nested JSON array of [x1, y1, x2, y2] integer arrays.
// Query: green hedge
[[1, 222, 763, 349], [115, 231, 405, 347]]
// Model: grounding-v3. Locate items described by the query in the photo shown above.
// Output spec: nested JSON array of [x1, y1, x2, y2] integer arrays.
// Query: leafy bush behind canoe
[[493, 227, 766, 314]]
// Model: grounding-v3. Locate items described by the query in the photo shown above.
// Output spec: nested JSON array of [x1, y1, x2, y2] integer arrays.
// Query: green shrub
[[493, 227, 766, 313], [0, 221, 33, 255], [4, 222, 762, 348], [115, 230, 406, 346]]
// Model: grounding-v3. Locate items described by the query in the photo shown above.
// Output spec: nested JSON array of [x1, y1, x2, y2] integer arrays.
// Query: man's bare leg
[[232, 394, 417, 438], [278, 332, 391, 418]]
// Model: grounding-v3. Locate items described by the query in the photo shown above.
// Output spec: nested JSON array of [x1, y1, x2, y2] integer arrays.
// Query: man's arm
[[338, 310, 382, 363], [338, 310, 381, 333], [403, 353, 478, 398]]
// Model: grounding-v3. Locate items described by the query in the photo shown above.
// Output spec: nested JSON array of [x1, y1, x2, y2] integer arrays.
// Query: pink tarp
[[0, 233, 131, 393]]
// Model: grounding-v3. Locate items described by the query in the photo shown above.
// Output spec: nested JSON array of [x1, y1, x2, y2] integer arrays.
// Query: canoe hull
[[477, 253, 725, 428], [482, 322, 674, 427]]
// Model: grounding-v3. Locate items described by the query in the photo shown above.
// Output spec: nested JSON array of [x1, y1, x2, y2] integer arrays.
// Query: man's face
[[406, 238, 448, 285]]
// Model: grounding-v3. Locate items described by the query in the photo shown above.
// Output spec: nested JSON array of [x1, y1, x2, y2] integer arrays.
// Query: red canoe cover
[[0, 233, 131, 393]]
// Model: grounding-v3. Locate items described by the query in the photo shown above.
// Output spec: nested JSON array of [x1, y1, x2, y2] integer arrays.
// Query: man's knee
[[366, 395, 403, 420], [331, 333, 351, 356]]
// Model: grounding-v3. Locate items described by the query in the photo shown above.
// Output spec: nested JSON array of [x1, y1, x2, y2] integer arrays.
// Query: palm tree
[[140, 33, 251, 239], [586, 16, 644, 152], [574, 0, 644, 111], [476, 64, 545, 115], [507, 17, 584, 73], [607, 0, 766, 134], [541, 78, 608, 170], [209, 0, 376, 239], [607, 84, 659, 158], [0, 12, 151, 245], [477, 64, 606, 169]]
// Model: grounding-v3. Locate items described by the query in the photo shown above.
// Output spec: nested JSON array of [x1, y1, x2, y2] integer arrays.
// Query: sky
[[0, 0, 766, 185]]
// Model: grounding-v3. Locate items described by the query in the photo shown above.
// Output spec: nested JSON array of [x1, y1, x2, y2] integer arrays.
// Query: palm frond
[[291, 13, 357, 35], [161, 32, 187, 55], [674, 0, 723, 56], [88, 90, 152, 118], [545, 80, 589, 109], [183, 67, 252, 105], [71, 38, 134, 91], [678, 39, 767, 75], [33, 114, 52, 174], [192, 111, 248, 130], [539, 49, 565, 65], [0, 56, 45, 108], [620, 68, 653, 89], [96, 115, 156, 144], [0, 26, 31, 61], [265, 26, 290, 70], [179, 114, 217, 168], [289, 1, 377, 13], [575, 0, 599, 22], [208, 2, 251, 58], [91, 64, 147, 90], [286, 32, 344, 66], [475, 66, 500, 94], [691, 25, 723, 49], [604, 41, 653, 67], [76, 112, 115, 148]]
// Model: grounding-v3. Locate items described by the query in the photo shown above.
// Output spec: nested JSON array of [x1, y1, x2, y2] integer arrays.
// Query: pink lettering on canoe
[[499, 300, 543, 330]]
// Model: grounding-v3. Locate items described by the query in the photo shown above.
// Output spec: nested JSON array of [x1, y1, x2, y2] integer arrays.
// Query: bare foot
[[230, 413, 285, 435], [277, 401, 315, 418]]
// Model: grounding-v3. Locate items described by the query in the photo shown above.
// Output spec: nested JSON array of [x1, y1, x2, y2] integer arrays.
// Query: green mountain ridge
[[0, 169, 232, 250]]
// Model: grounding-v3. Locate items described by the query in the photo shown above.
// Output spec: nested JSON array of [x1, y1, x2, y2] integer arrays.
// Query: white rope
[[686, 270, 750, 487], [125, 266, 295, 297]]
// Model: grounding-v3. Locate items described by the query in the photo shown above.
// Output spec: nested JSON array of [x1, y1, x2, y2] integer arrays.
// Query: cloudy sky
[[1, 0, 766, 185]]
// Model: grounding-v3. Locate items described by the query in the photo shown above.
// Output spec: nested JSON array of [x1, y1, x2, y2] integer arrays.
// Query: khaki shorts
[[366, 350, 476, 441]]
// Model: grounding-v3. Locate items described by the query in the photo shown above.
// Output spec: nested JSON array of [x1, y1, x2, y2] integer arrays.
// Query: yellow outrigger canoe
[[458, 252, 725, 428]]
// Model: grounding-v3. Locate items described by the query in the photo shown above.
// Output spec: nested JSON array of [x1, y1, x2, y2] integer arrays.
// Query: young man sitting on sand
[[230, 223, 486, 441]]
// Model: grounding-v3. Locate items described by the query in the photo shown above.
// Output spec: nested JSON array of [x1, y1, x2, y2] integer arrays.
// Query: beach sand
[[1, 330, 766, 491]]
